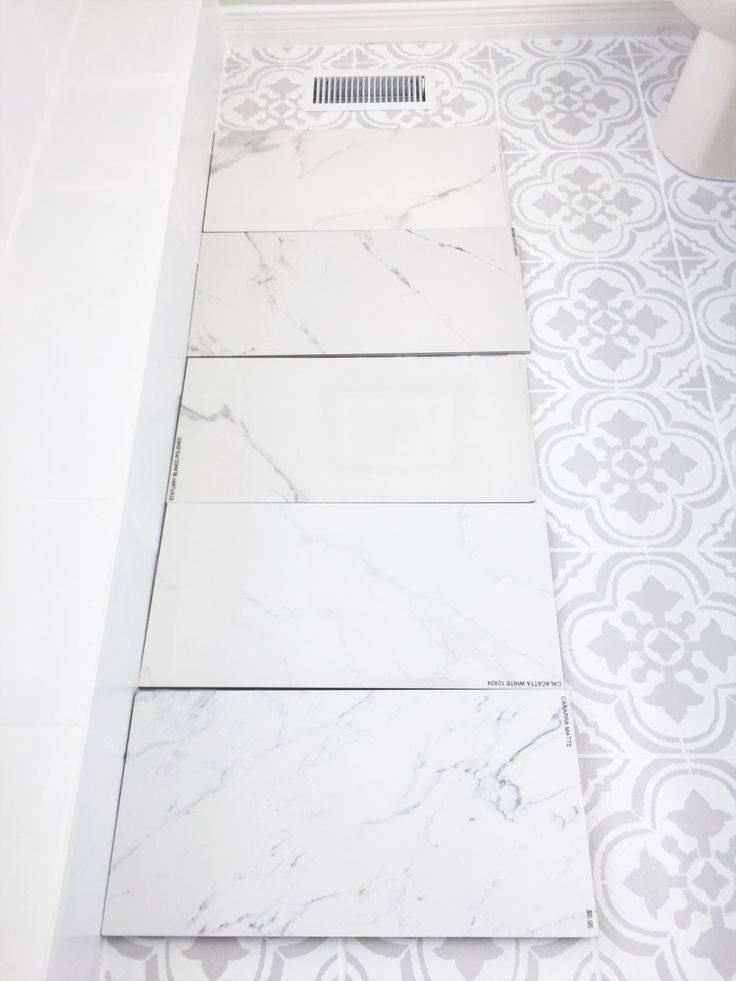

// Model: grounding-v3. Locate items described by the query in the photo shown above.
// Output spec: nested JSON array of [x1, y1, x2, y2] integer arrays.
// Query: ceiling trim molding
[[220, 0, 689, 45]]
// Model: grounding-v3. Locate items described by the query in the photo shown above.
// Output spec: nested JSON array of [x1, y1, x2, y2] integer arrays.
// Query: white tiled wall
[[0, 0, 81, 256], [0, 2, 221, 979]]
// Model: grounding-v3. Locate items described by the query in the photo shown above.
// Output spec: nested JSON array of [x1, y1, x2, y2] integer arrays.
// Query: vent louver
[[305, 73, 434, 111]]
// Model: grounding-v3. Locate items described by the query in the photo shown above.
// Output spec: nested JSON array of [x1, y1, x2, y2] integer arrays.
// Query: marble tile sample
[[204, 126, 507, 231], [103, 689, 596, 938], [169, 355, 536, 503], [189, 228, 529, 356], [141, 502, 561, 688]]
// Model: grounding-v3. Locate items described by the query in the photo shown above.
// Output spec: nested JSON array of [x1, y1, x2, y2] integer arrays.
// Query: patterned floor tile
[[102, 937, 342, 981], [692, 261, 736, 373], [508, 151, 670, 264], [522, 260, 696, 389], [493, 37, 646, 162], [628, 34, 692, 120], [533, 388, 731, 550], [650, 154, 736, 478], [556, 551, 736, 755], [345, 937, 598, 981], [221, 46, 344, 131], [674, 251, 736, 413], [220, 42, 495, 132], [665, 363, 729, 437], [583, 757, 736, 981], [663, 164, 736, 260], [346, 938, 516, 981]]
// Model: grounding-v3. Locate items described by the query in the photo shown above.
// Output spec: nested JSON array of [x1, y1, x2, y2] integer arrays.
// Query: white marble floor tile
[[189, 229, 528, 356], [170, 355, 536, 503], [141, 502, 561, 688], [204, 126, 507, 231], [103, 689, 595, 938]]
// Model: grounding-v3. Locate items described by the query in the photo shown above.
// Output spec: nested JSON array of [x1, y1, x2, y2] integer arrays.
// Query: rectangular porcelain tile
[[103, 689, 595, 938], [190, 228, 529, 356], [169, 355, 536, 502], [204, 126, 507, 231], [141, 502, 561, 688]]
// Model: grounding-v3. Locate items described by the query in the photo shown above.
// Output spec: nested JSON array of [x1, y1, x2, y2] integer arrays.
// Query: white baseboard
[[221, 0, 689, 46]]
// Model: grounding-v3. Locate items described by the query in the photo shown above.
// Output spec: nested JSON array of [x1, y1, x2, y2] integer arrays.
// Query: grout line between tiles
[[199, 130, 216, 237], [185, 350, 531, 359], [137, 686, 569, 693], [337, 937, 347, 981]]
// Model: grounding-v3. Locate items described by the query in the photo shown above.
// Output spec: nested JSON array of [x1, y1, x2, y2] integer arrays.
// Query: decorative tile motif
[[204, 125, 507, 232], [689, 257, 736, 429], [585, 757, 736, 981], [171, 355, 536, 503], [510, 152, 666, 261], [664, 165, 736, 257], [523, 260, 695, 389], [141, 503, 562, 689], [220, 43, 496, 132], [190, 228, 528, 356], [103, 930, 605, 981], [494, 39, 644, 156], [629, 34, 692, 120], [103, 937, 342, 981], [557, 551, 736, 754], [103, 690, 595, 938], [345, 937, 598, 981], [534, 389, 729, 549], [660, 166, 736, 427]]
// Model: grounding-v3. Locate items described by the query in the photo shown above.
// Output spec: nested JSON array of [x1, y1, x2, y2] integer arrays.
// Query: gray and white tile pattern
[[103, 34, 736, 981]]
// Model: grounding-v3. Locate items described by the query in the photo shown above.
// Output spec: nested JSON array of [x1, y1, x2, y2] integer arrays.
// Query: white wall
[[0, 0, 80, 256], [0, 3, 221, 979]]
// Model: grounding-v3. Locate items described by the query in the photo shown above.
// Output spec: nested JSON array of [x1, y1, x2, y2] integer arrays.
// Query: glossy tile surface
[[189, 228, 528, 356], [170, 355, 536, 503], [106, 33, 736, 981], [103, 689, 595, 938], [141, 502, 561, 688], [204, 126, 507, 231]]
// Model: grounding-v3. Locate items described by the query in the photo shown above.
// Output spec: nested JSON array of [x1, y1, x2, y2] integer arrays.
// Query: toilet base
[[656, 29, 736, 181]]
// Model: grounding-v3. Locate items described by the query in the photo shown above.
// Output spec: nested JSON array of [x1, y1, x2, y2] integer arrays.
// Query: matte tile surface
[[103, 689, 595, 938], [204, 126, 507, 231], [189, 228, 529, 356], [170, 355, 536, 503], [140, 502, 562, 688]]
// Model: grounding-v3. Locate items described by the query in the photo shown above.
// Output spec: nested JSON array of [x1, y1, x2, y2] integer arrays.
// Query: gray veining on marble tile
[[103, 689, 595, 939], [169, 355, 536, 503], [204, 126, 508, 231], [102, 32, 736, 981], [189, 228, 528, 356], [141, 502, 561, 688]]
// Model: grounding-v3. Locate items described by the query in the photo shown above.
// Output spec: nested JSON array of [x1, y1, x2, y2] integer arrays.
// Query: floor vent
[[305, 73, 435, 111]]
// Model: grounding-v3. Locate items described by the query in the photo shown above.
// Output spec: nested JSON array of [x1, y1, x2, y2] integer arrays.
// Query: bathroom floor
[[102, 34, 736, 981]]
